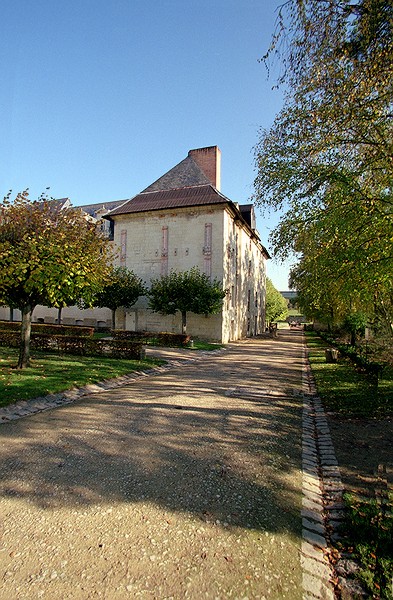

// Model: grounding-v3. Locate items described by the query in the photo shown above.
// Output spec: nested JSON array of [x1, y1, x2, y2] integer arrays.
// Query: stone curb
[[302, 341, 343, 600], [0, 349, 225, 424]]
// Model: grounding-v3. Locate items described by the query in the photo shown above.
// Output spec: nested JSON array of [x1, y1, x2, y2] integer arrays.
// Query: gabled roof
[[142, 155, 211, 193], [107, 185, 229, 216], [78, 199, 127, 218], [103, 146, 270, 258], [48, 198, 71, 210]]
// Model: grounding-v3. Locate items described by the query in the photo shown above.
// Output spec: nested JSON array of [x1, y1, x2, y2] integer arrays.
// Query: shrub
[[111, 330, 152, 341], [0, 331, 144, 360], [154, 332, 191, 347], [0, 321, 94, 337], [111, 330, 191, 347], [0, 331, 20, 348]]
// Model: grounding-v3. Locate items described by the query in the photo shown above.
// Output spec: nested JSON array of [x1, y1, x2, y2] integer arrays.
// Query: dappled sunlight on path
[[0, 331, 305, 599]]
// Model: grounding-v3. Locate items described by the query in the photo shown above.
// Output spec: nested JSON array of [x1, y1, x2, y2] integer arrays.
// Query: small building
[[105, 146, 270, 342]]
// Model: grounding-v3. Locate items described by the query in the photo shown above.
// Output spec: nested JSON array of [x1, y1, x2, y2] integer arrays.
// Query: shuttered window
[[120, 230, 127, 266], [203, 223, 212, 277], [161, 226, 168, 275]]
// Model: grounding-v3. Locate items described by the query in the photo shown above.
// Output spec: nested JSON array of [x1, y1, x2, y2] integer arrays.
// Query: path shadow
[[0, 335, 304, 537]]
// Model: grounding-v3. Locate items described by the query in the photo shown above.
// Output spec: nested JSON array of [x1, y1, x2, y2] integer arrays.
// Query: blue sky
[[1, 0, 294, 289]]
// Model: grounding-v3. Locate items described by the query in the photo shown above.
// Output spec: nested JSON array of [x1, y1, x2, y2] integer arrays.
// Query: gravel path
[[0, 332, 305, 599]]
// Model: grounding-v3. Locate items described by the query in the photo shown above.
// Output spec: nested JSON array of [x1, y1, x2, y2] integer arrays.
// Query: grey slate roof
[[101, 148, 270, 258], [142, 155, 211, 192], [78, 200, 127, 218], [49, 198, 71, 210]]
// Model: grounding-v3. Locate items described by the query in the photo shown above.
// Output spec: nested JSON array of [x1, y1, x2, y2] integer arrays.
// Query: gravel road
[[0, 331, 304, 599]]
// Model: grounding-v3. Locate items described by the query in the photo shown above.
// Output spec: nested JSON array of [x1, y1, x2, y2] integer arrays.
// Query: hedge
[[111, 330, 191, 347], [318, 332, 385, 382], [111, 330, 152, 341], [0, 321, 94, 337], [154, 332, 191, 347], [0, 331, 144, 360]]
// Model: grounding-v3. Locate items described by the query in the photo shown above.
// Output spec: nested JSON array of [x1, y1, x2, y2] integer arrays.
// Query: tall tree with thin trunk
[[148, 267, 226, 334], [93, 266, 146, 330], [265, 278, 288, 324]]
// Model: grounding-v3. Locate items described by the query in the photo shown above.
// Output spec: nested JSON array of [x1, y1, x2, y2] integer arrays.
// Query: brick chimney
[[188, 146, 221, 191]]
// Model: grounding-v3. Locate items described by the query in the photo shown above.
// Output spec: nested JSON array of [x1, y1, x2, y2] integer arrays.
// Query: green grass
[[306, 331, 393, 598], [340, 492, 393, 599], [0, 347, 163, 407], [305, 331, 393, 418]]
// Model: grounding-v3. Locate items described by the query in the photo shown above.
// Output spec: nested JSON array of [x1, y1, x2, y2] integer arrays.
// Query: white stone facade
[[111, 203, 267, 343], [0, 305, 113, 329]]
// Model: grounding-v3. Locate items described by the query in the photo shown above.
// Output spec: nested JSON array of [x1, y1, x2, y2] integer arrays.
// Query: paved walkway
[[0, 331, 337, 599]]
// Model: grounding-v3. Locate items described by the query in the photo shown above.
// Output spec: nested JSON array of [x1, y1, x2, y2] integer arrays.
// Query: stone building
[[0, 146, 270, 342], [105, 146, 270, 343]]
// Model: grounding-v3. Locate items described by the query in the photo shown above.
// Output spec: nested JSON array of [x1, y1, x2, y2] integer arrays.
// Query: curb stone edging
[[302, 341, 368, 600], [302, 342, 340, 600], [0, 349, 225, 424]]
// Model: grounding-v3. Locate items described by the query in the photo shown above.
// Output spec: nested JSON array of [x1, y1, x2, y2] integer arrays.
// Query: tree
[[0, 191, 113, 368], [254, 0, 393, 331], [265, 278, 288, 324], [93, 266, 146, 329], [148, 267, 227, 334], [343, 312, 368, 346]]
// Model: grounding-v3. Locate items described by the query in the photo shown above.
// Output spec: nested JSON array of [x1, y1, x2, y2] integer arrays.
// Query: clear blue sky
[[1, 0, 294, 289]]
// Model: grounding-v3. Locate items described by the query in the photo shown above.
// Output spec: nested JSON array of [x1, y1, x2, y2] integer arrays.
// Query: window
[[203, 223, 212, 277], [120, 230, 127, 266], [161, 226, 168, 275]]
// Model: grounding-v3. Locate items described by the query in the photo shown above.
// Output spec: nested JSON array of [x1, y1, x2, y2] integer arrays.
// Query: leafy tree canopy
[[0, 191, 113, 367], [148, 267, 227, 334], [254, 0, 393, 333], [265, 278, 288, 324], [94, 266, 146, 329]]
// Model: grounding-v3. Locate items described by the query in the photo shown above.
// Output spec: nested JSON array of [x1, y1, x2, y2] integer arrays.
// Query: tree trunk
[[9, 306, 14, 322], [17, 305, 33, 369], [112, 309, 116, 331], [57, 306, 63, 324], [378, 301, 393, 338], [181, 311, 187, 335]]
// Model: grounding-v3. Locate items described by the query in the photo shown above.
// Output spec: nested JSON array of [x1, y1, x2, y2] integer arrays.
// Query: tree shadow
[[0, 334, 304, 537]]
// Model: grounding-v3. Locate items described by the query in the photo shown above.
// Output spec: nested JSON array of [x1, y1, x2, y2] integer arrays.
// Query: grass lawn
[[186, 340, 223, 351], [305, 331, 393, 598], [0, 339, 222, 408], [305, 331, 393, 418], [0, 347, 163, 408]]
